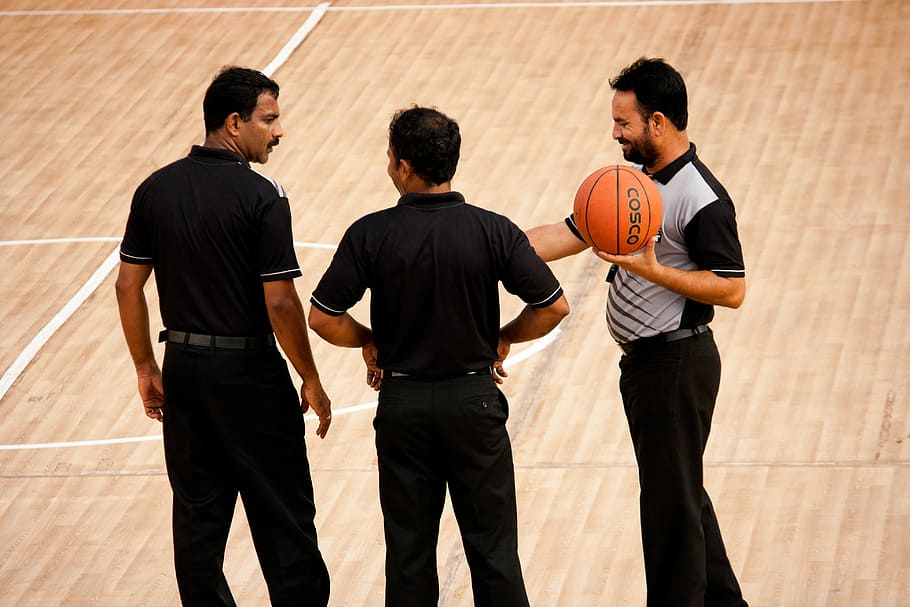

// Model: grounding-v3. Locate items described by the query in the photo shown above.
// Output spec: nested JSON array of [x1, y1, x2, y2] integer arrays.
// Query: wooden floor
[[1, 0, 908, 605]]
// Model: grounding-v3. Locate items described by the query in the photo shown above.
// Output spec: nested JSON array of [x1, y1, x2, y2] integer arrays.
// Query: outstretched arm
[[264, 279, 333, 438], [525, 221, 588, 262], [115, 262, 164, 422]]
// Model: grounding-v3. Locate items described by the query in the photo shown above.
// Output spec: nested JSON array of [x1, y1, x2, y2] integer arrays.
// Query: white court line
[[262, 2, 330, 77], [0, 0, 853, 17], [0, 7, 331, 405], [0, 247, 121, 402], [0, 327, 561, 450], [0, 236, 334, 418]]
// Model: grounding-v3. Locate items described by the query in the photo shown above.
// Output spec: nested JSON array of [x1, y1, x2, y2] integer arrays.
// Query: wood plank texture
[[0, 0, 907, 605]]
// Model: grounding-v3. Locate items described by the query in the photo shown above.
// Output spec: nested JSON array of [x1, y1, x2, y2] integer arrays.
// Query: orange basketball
[[572, 165, 663, 255]]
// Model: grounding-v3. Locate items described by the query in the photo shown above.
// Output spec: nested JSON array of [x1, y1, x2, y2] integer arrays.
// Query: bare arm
[[264, 279, 332, 438], [307, 306, 373, 348], [114, 262, 164, 422], [595, 239, 746, 309], [525, 221, 589, 262], [308, 306, 381, 391], [494, 294, 570, 382]]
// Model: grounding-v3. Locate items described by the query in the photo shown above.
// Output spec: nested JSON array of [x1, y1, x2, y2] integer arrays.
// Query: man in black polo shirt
[[527, 58, 748, 606], [308, 106, 569, 607], [115, 66, 331, 606]]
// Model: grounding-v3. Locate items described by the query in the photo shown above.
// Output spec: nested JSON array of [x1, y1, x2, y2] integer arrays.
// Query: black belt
[[159, 330, 276, 350], [618, 325, 710, 355], [387, 368, 491, 379]]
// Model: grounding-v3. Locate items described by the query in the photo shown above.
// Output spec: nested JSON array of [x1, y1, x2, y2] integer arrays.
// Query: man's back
[[122, 146, 300, 336], [312, 191, 562, 375]]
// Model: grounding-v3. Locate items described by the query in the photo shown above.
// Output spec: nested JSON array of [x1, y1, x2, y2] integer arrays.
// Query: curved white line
[[0, 328, 560, 451]]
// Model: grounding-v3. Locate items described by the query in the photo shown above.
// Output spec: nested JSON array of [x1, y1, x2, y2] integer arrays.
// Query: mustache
[[269, 138, 280, 148]]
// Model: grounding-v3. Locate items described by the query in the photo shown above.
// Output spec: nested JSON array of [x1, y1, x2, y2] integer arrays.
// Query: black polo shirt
[[311, 191, 563, 376], [120, 146, 302, 336]]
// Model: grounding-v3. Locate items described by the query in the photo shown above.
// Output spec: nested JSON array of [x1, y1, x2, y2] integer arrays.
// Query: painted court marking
[[0, 327, 560, 451], [0, 5, 331, 406], [0, 0, 854, 18], [1, 0, 841, 445]]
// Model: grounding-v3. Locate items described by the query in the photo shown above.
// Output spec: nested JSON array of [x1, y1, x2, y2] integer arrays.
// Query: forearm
[[266, 290, 323, 383], [525, 222, 588, 262], [308, 307, 372, 348], [645, 265, 745, 309], [595, 244, 746, 309], [500, 294, 570, 345], [117, 293, 158, 371], [115, 265, 158, 373]]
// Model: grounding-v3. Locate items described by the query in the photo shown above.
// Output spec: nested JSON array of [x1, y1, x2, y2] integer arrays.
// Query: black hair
[[388, 106, 460, 185], [203, 66, 280, 134], [610, 57, 688, 131]]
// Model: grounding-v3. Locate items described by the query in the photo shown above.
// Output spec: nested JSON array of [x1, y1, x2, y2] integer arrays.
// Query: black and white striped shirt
[[567, 144, 745, 343]]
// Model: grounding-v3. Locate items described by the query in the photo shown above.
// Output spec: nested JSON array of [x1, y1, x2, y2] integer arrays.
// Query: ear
[[224, 112, 242, 136], [650, 112, 667, 134], [397, 158, 415, 180]]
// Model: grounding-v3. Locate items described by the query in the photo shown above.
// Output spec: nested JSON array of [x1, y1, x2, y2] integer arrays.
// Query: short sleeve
[[684, 199, 745, 278], [310, 223, 370, 316], [120, 186, 153, 265], [257, 196, 302, 282], [501, 222, 564, 308]]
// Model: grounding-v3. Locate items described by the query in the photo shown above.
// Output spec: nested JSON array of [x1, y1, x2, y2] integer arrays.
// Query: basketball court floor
[[0, 0, 907, 604]]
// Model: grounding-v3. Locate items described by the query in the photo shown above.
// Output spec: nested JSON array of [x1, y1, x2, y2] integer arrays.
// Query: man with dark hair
[[308, 106, 569, 607], [115, 65, 331, 606], [527, 58, 748, 606]]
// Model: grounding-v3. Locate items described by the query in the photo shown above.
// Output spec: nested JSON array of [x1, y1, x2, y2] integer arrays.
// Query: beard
[[620, 125, 659, 167]]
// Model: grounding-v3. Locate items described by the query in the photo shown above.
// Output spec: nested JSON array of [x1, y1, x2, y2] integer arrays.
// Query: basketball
[[572, 165, 663, 255]]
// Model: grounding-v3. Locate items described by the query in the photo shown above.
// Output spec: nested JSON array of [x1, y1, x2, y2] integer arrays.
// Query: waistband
[[159, 329, 276, 350], [386, 367, 492, 380], [618, 325, 710, 355]]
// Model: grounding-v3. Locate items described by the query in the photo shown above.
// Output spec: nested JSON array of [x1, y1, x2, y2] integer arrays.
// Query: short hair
[[610, 57, 688, 131], [203, 66, 280, 134], [388, 107, 460, 185]]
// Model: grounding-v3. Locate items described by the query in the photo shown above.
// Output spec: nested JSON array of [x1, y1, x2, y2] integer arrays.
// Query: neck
[[401, 181, 452, 195], [203, 131, 243, 157], [646, 132, 690, 174]]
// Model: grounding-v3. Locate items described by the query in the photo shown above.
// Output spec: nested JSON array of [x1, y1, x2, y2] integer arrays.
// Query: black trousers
[[618, 332, 747, 607], [161, 343, 330, 607], [374, 373, 530, 607]]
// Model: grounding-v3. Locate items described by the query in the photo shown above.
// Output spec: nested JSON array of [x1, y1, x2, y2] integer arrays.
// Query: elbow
[[544, 294, 570, 325], [554, 295, 570, 319], [306, 306, 322, 333], [114, 275, 135, 304], [721, 280, 746, 309], [307, 306, 332, 338], [726, 294, 745, 309]]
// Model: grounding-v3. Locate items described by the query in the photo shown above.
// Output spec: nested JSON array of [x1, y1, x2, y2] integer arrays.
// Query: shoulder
[[661, 156, 734, 224], [249, 167, 287, 198], [462, 202, 522, 230]]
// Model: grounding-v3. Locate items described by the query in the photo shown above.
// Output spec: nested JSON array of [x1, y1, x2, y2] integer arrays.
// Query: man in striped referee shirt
[[527, 58, 748, 606]]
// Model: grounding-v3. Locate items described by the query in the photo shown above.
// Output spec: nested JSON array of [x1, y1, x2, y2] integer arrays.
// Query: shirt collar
[[189, 145, 250, 168], [650, 142, 697, 185], [396, 191, 466, 208]]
